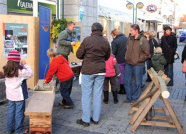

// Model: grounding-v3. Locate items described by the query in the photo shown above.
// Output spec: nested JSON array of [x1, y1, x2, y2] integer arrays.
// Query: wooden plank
[[131, 90, 161, 132], [128, 107, 139, 115], [30, 127, 51, 134], [163, 99, 184, 134], [130, 98, 150, 125], [140, 121, 176, 128], [146, 115, 169, 121], [157, 76, 170, 99], [25, 92, 55, 115], [152, 108, 165, 113]]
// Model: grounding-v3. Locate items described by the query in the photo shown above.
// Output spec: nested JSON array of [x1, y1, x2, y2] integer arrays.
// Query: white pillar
[[33, 0, 38, 17]]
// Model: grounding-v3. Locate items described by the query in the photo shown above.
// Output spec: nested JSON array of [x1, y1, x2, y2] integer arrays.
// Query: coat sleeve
[[45, 61, 58, 83], [58, 31, 71, 46], [111, 41, 117, 56], [182, 46, 186, 63], [139, 39, 150, 62], [105, 42, 111, 61], [19, 65, 33, 80], [76, 38, 86, 59], [172, 36, 178, 53]]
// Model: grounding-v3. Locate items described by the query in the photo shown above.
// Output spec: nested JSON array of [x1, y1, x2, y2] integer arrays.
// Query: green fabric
[[57, 28, 73, 56], [151, 54, 167, 72]]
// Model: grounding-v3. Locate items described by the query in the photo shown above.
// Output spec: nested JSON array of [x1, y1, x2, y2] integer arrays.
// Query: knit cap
[[8, 50, 21, 63]]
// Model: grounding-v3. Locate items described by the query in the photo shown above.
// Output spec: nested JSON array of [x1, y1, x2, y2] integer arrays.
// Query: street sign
[[146, 4, 157, 13]]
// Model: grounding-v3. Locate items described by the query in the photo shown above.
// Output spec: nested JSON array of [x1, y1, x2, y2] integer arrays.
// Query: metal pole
[[62, 0, 64, 19], [135, 4, 137, 24], [133, 4, 134, 24], [57, 0, 59, 19]]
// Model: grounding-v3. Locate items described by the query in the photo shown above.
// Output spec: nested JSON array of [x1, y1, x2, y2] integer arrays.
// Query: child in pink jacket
[[103, 55, 120, 104], [3, 50, 33, 134]]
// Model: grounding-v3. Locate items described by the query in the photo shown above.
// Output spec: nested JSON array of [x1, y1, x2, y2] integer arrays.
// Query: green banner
[[7, 0, 56, 16]]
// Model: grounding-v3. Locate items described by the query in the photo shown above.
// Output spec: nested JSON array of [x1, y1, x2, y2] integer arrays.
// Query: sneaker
[[63, 104, 74, 109], [76, 119, 90, 127], [59, 101, 65, 106], [91, 117, 99, 125]]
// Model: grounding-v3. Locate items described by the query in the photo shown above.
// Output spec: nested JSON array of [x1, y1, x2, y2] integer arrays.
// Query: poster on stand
[[3, 23, 28, 58]]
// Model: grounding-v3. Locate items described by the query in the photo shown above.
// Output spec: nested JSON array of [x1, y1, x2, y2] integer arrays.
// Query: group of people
[[3, 21, 184, 134]]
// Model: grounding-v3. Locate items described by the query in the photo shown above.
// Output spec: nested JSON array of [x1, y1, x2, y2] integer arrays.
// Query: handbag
[[182, 60, 186, 73]]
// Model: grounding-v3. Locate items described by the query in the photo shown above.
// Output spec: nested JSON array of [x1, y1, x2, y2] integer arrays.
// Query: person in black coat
[[160, 26, 177, 86], [111, 29, 128, 94], [145, 31, 160, 82]]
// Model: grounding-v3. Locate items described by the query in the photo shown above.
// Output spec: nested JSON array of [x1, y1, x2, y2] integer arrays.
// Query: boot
[[112, 91, 118, 104], [103, 91, 109, 104], [118, 84, 126, 95]]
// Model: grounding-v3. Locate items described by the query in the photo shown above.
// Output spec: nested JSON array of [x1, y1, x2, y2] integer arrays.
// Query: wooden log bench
[[25, 80, 55, 134]]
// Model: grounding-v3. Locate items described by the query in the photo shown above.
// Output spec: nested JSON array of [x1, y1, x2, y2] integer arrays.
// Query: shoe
[[124, 99, 131, 103], [146, 78, 151, 82], [59, 101, 65, 106], [76, 119, 90, 127], [63, 104, 74, 109], [91, 117, 99, 125], [112, 91, 118, 104], [118, 84, 126, 94], [103, 91, 109, 104], [141, 84, 145, 88]]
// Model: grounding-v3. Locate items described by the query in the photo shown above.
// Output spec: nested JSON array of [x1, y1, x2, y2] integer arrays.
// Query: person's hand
[[43, 81, 47, 85], [20, 60, 26, 66], [71, 42, 76, 46]]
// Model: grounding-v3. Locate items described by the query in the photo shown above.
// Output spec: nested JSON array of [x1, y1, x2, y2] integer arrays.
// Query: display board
[[0, 15, 39, 89], [3, 23, 28, 58]]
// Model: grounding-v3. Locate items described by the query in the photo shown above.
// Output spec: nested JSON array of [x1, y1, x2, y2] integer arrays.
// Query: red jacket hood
[[52, 55, 68, 64]]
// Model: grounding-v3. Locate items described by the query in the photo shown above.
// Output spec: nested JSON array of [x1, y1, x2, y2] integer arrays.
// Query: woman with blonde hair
[[111, 29, 128, 95]]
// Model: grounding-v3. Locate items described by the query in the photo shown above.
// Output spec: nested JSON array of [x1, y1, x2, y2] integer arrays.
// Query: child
[[103, 55, 121, 104], [151, 47, 167, 72], [44, 48, 74, 109], [3, 50, 33, 134]]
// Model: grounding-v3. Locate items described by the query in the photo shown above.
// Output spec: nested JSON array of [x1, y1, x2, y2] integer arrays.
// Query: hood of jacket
[[152, 54, 162, 61]]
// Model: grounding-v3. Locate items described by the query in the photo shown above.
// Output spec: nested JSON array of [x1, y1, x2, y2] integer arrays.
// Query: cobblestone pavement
[[0, 44, 186, 134]]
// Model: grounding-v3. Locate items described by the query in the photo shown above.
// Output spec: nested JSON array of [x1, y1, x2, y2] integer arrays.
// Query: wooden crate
[[25, 89, 55, 134]]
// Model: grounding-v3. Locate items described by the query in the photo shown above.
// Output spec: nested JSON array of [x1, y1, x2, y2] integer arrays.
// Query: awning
[[174, 26, 182, 29]]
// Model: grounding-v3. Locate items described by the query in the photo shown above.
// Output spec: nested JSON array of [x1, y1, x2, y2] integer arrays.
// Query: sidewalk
[[0, 45, 186, 134]]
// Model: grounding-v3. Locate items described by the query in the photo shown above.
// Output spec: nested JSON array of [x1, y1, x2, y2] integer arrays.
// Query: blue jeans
[[124, 64, 144, 102], [7, 100, 25, 134], [164, 63, 173, 86], [59, 78, 74, 106], [81, 74, 105, 123]]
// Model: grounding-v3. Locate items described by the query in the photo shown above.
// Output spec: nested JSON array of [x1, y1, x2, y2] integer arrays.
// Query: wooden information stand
[[25, 80, 55, 134], [129, 68, 184, 134]]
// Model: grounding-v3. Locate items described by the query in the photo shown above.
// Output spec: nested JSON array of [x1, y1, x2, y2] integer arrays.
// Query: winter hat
[[8, 50, 21, 63], [163, 26, 172, 31], [91, 23, 103, 32]]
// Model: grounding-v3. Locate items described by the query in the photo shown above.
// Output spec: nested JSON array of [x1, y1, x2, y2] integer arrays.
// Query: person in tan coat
[[124, 24, 150, 103]]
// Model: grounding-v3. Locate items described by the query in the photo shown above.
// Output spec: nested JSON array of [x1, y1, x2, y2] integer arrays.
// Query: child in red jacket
[[44, 48, 74, 109], [103, 55, 121, 104]]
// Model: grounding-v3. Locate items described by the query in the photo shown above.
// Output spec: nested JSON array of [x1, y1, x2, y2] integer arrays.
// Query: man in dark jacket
[[161, 26, 177, 86], [124, 24, 150, 103], [76, 23, 110, 127], [181, 45, 186, 64], [111, 29, 128, 94], [57, 21, 76, 61]]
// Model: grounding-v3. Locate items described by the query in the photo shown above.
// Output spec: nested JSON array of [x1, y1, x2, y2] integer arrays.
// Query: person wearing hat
[[76, 22, 110, 127], [3, 50, 33, 134], [160, 26, 177, 86]]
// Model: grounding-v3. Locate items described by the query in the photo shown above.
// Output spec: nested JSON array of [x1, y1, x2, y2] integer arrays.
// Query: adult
[[161, 26, 177, 86], [111, 29, 128, 94], [181, 45, 186, 64], [146, 31, 160, 82], [124, 24, 150, 103], [76, 23, 110, 127], [57, 21, 76, 61]]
